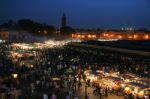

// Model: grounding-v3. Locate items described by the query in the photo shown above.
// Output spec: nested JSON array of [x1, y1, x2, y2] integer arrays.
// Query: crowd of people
[[0, 42, 150, 99]]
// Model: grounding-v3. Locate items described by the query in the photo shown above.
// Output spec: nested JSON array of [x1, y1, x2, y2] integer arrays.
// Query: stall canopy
[[138, 79, 150, 86], [127, 82, 149, 90], [105, 76, 122, 82], [65, 68, 74, 74]]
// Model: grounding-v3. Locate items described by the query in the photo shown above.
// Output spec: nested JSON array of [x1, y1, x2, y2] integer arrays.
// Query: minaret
[[61, 13, 67, 27]]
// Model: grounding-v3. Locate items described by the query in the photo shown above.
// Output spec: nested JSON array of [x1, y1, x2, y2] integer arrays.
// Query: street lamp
[[12, 73, 18, 79], [85, 85, 87, 99], [12, 73, 20, 87]]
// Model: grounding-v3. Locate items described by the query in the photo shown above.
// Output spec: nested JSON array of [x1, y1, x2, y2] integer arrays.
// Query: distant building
[[72, 30, 150, 40], [61, 13, 67, 27], [0, 30, 36, 42], [100, 31, 150, 40], [0, 31, 9, 40]]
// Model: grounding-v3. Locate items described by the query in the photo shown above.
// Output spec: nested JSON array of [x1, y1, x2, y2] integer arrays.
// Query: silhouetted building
[[61, 13, 67, 27], [60, 13, 74, 34]]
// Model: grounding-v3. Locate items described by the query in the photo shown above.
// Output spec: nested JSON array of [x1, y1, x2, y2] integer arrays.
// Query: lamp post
[[85, 85, 87, 99], [12, 73, 18, 79], [99, 87, 102, 99], [12, 73, 18, 86]]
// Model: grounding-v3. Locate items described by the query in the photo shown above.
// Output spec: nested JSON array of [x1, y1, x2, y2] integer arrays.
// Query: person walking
[[51, 93, 57, 99], [87, 93, 90, 99], [66, 92, 70, 99], [105, 87, 108, 97], [43, 93, 48, 99]]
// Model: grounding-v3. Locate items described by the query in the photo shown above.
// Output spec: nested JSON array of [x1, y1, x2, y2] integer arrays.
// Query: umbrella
[[52, 77, 60, 81], [92, 71, 100, 76], [65, 68, 73, 74]]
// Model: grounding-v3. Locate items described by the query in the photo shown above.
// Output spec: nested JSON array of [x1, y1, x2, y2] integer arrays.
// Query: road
[[75, 83, 123, 99], [68, 43, 150, 56]]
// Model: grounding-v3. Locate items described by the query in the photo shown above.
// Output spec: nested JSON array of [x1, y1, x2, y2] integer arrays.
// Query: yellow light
[[95, 76, 97, 80], [30, 65, 34, 68], [139, 91, 144, 95], [92, 35, 96, 38], [128, 36, 132, 39], [125, 87, 130, 91], [118, 35, 123, 39], [110, 34, 114, 37], [133, 34, 138, 39], [81, 35, 85, 38], [104, 33, 109, 37], [144, 34, 149, 39], [74, 35, 77, 38], [124, 87, 132, 93], [103, 33, 106, 36], [72, 34, 74, 37], [88, 34, 92, 38], [134, 88, 138, 94], [77, 35, 81, 38], [12, 73, 18, 79], [121, 84, 125, 88], [137, 90, 144, 98]]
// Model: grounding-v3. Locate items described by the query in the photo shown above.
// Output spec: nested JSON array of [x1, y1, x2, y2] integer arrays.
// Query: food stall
[[120, 73, 140, 82], [124, 82, 149, 98], [84, 70, 102, 82], [103, 76, 122, 90]]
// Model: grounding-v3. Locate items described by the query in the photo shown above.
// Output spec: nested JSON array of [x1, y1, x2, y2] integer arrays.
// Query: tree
[[1, 19, 15, 29], [1, 18, 56, 36], [18, 19, 34, 32]]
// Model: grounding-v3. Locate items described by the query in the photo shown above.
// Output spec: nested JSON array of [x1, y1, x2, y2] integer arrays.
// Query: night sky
[[0, 0, 150, 29]]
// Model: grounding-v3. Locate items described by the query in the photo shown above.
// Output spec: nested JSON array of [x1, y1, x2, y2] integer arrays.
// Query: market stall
[[124, 82, 149, 98], [84, 70, 102, 82], [103, 76, 122, 90]]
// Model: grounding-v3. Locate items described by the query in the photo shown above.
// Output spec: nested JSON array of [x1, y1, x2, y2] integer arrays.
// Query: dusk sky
[[0, 0, 150, 29]]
